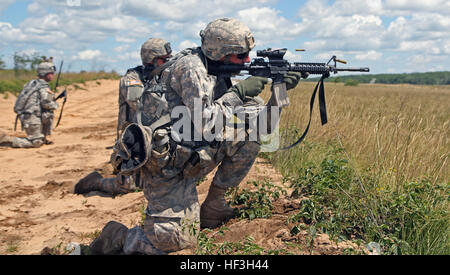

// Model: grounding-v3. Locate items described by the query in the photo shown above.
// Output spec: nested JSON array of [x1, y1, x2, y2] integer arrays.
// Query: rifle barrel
[[54, 60, 64, 91], [336, 67, 370, 72]]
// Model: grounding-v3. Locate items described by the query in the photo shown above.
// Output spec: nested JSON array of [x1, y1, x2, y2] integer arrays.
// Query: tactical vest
[[136, 47, 233, 144], [135, 47, 202, 130], [115, 48, 233, 175]]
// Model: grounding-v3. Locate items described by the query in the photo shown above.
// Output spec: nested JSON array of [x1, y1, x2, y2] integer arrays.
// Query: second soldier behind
[[74, 38, 172, 195]]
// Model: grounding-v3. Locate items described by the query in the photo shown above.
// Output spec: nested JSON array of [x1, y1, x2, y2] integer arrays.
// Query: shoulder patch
[[126, 79, 143, 87]]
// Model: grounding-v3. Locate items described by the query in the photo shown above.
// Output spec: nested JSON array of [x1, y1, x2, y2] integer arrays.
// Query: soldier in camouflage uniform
[[74, 38, 173, 196], [0, 60, 58, 148], [89, 18, 304, 255]]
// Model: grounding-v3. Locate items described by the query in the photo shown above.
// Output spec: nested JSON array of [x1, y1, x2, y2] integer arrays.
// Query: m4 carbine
[[209, 48, 370, 149], [210, 48, 369, 78]]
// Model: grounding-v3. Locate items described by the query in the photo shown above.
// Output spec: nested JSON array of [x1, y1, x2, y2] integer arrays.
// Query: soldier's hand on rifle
[[230, 76, 269, 100], [55, 90, 67, 101], [283, 72, 304, 90]]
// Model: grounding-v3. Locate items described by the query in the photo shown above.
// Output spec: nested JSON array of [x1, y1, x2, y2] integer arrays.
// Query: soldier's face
[[155, 55, 172, 67], [44, 73, 55, 82], [221, 53, 251, 65]]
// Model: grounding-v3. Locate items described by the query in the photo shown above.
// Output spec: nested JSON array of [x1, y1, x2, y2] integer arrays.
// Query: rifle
[[54, 90, 67, 128], [209, 48, 370, 149], [55, 89, 67, 101], [54, 61, 67, 129], [53, 60, 63, 93]]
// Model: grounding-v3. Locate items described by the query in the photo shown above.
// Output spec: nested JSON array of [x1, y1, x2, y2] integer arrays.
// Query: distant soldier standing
[[0, 58, 59, 148], [74, 38, 173, 195]]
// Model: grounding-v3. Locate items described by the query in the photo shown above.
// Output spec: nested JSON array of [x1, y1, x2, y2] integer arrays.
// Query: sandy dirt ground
[[0, 80, 360, 255]]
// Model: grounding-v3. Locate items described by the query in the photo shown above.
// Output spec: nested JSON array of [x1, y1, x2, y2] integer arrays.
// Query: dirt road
[[0, 80, 359, 255]]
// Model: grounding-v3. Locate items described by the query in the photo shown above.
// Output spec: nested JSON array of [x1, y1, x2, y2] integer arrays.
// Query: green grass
[[262, 140, 449, 255], [194, 227, 290, 255], [227, 179, 287, 220]]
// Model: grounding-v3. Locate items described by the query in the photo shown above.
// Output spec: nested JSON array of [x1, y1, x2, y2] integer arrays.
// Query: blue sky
[[1, 0, 449, 75]]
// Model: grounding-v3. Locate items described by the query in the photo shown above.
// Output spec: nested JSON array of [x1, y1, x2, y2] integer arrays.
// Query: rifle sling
[[281, 75, 328, 150], [14, 114, 19, 131]]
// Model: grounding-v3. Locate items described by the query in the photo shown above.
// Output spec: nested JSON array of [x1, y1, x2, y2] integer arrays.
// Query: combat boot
[[74, 172, 103, 194], [0, 131, 13, 146], [200, 184, 235, 229], [90, 221, 128, 255], [43, 138, 54, 145]]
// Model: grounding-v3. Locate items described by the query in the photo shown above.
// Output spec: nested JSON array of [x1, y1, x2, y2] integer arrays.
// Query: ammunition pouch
[[41, 111, 54, 125]]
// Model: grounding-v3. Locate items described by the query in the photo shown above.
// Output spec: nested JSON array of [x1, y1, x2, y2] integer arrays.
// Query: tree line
[[307, 71, 450, 85], [0, 52, 52, 76]]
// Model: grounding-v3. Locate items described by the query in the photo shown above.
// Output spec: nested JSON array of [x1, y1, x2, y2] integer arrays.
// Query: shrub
[[278, 143, 449, 254], [344, 79, 359, 86]]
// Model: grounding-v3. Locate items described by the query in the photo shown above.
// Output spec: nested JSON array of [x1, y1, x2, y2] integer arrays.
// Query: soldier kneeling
[[0, 59, 58, 148]]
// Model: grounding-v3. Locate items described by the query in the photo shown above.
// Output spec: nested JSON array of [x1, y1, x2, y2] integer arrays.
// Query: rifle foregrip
[[291, 63, 329, 75]]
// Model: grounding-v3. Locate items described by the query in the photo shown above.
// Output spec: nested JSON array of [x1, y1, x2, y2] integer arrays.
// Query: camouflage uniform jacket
[[139, 48, 245, 216], [158, 47, 243, 144], [20, 78, 58, 126], [117, 66, 146, 134]]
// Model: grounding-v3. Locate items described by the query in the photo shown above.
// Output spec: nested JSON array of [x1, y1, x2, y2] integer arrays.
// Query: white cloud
[[177, 40, 198, 51], [237, 7, 304, 46], [114, 45, 130, 52], [116, 50, 140, 63], [283, 50, 304, 62], [73, 50, 102, 60], [296, 0, 450, 67], [355, 51, 382, 61], [120, 0, 277, 22], [405, 54, 447, 72], [115, 37, 137, 43], [0, 22, 29, 45], [384, 0, 450, 14], [331, 0, 384, 16], [27, 2, 42, 14], [1, 0, 449, 74], [1, 0, 154, 50]]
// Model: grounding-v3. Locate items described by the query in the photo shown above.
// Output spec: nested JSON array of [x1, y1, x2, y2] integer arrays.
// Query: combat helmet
[[200, 18, 255, 61], [37, 57, 56, 77], [140, 38, 172, 65]]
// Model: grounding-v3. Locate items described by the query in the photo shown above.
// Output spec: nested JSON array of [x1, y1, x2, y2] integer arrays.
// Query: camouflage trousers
[[95, 142, 143, 195], [98, 173, 142, 195], [121, 139, 260, 254], [2, 113, 53, 148]]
